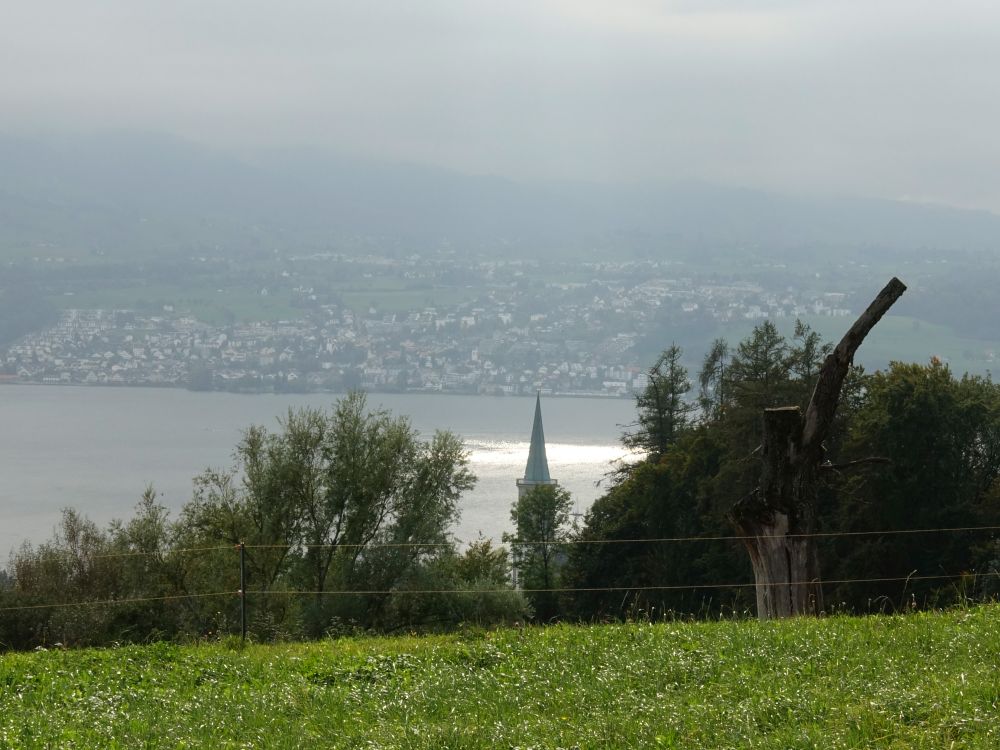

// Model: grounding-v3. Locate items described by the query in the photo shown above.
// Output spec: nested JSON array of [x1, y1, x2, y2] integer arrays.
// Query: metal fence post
[[239, 542, 247, 642]]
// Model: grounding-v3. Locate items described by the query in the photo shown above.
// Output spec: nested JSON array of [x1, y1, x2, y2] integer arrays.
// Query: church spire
[[523, 392, 551, 482], [517, 392, 557, 498]]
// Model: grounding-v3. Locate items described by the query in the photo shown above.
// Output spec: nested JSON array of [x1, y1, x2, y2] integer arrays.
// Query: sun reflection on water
[[455, 440, 642, 542], [464, 440, 637, 467]]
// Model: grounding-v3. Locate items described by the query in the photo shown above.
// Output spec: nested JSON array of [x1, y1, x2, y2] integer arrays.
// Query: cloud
[[543, 0, 795, 42], [1, 1, 1000, 211]]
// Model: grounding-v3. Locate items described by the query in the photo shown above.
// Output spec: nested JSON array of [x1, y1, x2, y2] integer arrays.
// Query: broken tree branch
[[800, 277, 907, 460]]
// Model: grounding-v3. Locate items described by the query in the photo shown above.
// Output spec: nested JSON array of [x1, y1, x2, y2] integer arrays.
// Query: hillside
[[2, 607, 998, 748], [4, 133, 1000, 260]]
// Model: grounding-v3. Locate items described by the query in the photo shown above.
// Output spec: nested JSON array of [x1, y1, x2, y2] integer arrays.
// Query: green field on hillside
[[2, 607, 999, 748], [718, 314, 999, 375], [339, 286, 474, 314], [50, 284, 301, 325], [45, 277, 475, 320], [325, 275, 476, 313]]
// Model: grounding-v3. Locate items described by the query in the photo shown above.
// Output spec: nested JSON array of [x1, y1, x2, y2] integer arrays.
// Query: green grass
[[3, 607, 1000, 748], [49, 285, 301, 325], [47, 276, 475, 319], [339, 287, 475, 314]]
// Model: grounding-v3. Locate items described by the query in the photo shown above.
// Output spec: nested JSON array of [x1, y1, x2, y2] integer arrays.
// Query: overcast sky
[[3, 1, 1000, 211]]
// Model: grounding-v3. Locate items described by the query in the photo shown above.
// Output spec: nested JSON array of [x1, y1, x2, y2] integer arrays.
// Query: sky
[[3, 1, 1000, 211]]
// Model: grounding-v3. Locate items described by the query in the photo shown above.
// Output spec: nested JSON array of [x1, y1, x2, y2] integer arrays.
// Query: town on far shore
[[3, 253, 986, 397]]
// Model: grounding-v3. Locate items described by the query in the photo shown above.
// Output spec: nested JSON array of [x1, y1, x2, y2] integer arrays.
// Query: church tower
[[516, 392, 558, 498]]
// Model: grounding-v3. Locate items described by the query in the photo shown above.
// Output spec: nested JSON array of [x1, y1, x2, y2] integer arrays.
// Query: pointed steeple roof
[[523, 392, 551, 482]]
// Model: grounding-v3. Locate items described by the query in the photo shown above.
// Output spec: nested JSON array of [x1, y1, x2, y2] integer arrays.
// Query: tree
[[788, 320, 831, 381], [698, 338, 729, 421], [506, 484, 573, 621], [730, 278, 906, 619], [723, 321, 796, 440], [180, 412, 320, 600], [623, 344, 695, 459], [343, 428, 476, 629], [381, 539, 529, 630], [2, 395, 480, 646], [566, 287, 1000, 623], [298, 394, 415, 607], [454, 538, 512, 585], [825, 360, 1000, 608], [177, 391, 475, 636], [565, 430, 748, 619], [569, 321, 880, 623], [5, 490, 185, 648]]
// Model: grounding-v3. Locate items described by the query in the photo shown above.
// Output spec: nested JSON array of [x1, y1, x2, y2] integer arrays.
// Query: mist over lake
[[0, 386, 635, 558]]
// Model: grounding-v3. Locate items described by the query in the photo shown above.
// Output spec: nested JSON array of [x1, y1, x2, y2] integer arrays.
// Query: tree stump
[[732, 406, 823, 617], [731, 278, 907, 619]]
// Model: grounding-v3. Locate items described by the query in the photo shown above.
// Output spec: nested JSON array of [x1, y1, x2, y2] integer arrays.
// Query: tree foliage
[[823, 361, 1000, 606], [623, 344, 696, 459], [506, 484, 573, 621], [6, 331, 1000, 643], [567, 323, 1000, 620], [2, 393, 532, 649]]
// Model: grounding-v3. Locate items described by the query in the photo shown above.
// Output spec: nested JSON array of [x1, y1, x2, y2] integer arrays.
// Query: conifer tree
[[624, 344, 695, 459]]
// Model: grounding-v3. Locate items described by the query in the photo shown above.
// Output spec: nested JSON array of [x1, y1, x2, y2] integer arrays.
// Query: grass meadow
[[2, 606, 999, 748]]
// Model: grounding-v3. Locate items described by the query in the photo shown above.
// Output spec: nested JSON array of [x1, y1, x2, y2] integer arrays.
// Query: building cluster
[[3, 262, 855, 396]]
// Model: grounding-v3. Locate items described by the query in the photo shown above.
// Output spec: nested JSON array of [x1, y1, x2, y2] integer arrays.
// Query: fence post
[[239, 541, 247, 642], [511, 541, 520, 589]]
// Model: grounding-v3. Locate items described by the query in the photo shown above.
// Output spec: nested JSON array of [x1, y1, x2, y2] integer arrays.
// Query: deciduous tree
[[506, 484, 573, 620]]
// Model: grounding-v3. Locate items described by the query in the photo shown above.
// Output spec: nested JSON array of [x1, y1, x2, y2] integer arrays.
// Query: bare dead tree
[[730, 277, 906, 619]]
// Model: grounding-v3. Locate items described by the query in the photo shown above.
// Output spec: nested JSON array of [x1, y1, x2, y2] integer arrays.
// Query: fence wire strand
[[241, 523, 1000, 551], [2, 572, 995, 616], [0, 591, 232, 614], [23, 545, 237, 564], [7, 524, 1000, 563], [246, 571, 996, 598]]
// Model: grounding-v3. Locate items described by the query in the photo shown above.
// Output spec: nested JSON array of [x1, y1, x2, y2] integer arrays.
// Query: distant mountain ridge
[[2, 132, 1000, 259]]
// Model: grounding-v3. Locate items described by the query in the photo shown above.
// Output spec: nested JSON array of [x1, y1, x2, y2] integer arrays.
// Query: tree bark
[[730, 278, 906, 619]]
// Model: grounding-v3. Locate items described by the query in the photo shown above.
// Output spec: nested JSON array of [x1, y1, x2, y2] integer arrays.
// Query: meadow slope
[[2, 607, 999, 748]]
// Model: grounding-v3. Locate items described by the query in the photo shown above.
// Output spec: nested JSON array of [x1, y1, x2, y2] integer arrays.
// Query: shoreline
[[0, 381, 633, 400]]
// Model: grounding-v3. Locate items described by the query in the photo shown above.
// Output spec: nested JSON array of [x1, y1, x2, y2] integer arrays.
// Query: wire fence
[[246, 573, 997, 598], [2, 574, 995, 615], [0, 591, 232, 614], [16, 522, 1000, 563], [241, 523, 1000, 549], [1, 522, 997, 620]]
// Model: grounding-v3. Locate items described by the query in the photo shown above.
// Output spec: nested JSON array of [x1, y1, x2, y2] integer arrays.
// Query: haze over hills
[[3, 133, 1000, 261]]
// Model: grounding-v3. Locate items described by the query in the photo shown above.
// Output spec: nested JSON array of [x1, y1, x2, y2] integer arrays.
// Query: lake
[[0, 386, 637, 559]]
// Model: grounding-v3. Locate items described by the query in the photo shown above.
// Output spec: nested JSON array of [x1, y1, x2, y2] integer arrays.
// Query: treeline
[[2, 323, 999, 649], [0, 393, 528, 649], [564, 323, 1000, 618]]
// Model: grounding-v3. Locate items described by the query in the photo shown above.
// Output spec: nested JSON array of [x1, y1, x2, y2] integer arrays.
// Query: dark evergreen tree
[[698, 338, 729, 421], [565, 429, 751, 619], [623, 344, 696, 460]]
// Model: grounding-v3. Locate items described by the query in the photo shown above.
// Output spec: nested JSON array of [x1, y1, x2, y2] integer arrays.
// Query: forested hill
[[4, 132, 1000, 260]]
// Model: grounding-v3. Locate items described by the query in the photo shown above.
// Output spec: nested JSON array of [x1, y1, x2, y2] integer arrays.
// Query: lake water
[[0, 386, 637, 559]]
